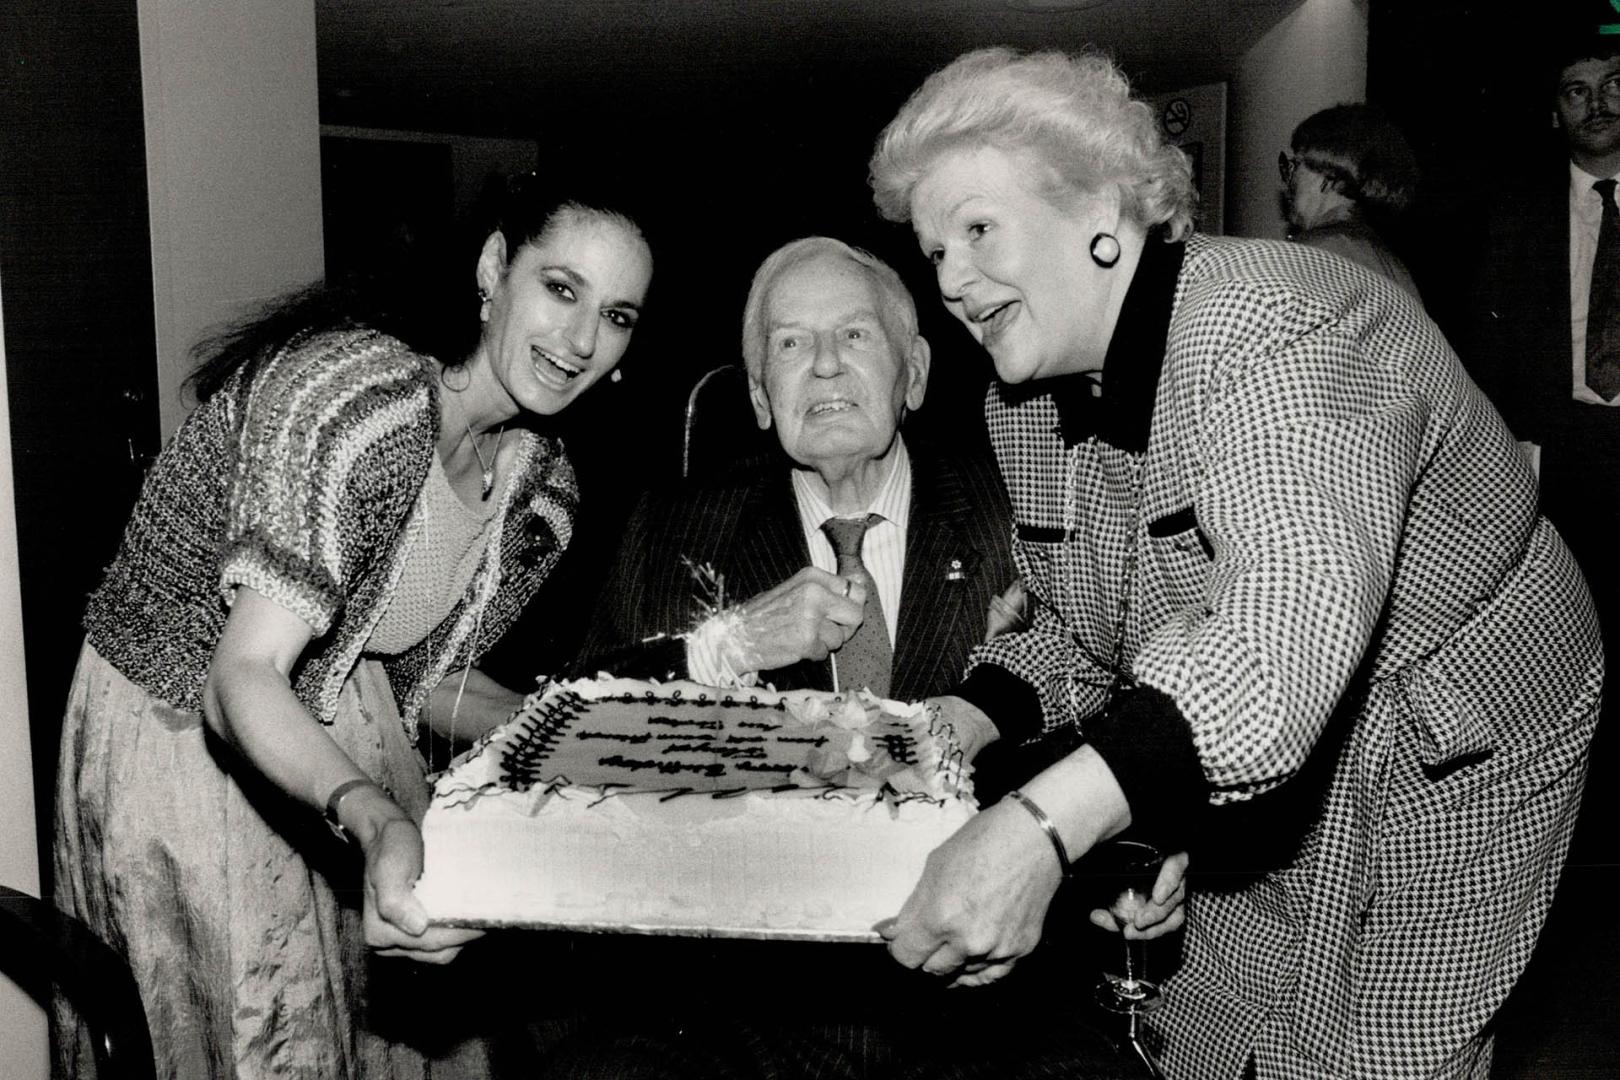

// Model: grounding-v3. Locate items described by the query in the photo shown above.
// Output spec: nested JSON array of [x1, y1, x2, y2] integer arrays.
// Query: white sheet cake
[[413, 676, 977, 940]]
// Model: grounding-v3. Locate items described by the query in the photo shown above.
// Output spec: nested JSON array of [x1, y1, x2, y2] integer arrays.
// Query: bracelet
[[1004, 789, 1071, 875], [323, 777, 380, 844]]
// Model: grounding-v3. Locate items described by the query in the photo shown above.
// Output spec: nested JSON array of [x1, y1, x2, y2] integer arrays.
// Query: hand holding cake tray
[[412, 676, 977, 940]]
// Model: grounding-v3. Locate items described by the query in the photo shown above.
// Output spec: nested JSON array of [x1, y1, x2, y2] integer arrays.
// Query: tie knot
[[1596, 178, 1618, 210], [821, 514, 879, 559]]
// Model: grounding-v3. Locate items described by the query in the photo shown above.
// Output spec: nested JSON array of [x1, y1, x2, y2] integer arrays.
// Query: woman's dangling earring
[[610, 369, 623, 384], [1090, 233, 1121, 269]]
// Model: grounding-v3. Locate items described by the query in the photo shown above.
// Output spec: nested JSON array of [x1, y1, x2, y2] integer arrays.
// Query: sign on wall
[[1147, 82, 1227, 235]]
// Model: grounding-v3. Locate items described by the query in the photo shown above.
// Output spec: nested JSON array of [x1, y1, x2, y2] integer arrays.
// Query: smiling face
[[749, 252, 928, 481], [910, 144, 1114, 384], [474, 208, 652, 417], [1557, 56, 1620, 172]]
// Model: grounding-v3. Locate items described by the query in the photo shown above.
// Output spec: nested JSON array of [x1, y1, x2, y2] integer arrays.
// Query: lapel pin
[[945, 558, 965, 582]]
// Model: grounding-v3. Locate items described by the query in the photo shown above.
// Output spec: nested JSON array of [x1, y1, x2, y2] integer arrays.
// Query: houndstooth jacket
[[960, 234, 1601, 1080]]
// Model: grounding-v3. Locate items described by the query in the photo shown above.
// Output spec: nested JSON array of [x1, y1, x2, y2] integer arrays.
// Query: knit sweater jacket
[[84, 328, 577, 736]]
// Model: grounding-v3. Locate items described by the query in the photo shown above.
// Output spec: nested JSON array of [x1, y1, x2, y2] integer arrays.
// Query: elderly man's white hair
[[739, 236, 921, 378]]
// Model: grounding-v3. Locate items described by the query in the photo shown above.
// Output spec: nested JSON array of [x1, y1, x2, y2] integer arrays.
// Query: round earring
[[1090, 233, 1121, 268], [610, 369, 623, 384]]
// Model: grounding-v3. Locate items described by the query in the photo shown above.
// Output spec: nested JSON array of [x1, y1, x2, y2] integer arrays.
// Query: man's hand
[[729, 566, 868, 671], [985, 578, 1030, 640]]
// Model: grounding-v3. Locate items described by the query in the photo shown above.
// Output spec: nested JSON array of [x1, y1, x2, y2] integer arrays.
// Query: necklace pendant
[[464, 418, 505, 501]]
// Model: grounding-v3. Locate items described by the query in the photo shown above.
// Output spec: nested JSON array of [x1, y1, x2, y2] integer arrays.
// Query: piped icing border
[[431, 678, 973, 814]]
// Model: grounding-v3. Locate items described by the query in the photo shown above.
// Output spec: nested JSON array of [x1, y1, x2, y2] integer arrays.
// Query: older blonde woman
[[869, 47, 1599, 1080]]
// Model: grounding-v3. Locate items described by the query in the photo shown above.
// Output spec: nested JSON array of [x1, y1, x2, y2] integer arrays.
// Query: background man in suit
[[1469, 32, 1620, 861], [575, 235, 1018, 706]]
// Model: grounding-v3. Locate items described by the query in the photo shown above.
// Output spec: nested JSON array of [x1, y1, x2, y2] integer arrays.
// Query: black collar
[[1049, 235, 1186, 452]]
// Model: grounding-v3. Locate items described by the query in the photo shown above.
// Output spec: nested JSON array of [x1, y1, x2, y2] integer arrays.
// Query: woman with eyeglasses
[[1279, 103, 1424, 302]]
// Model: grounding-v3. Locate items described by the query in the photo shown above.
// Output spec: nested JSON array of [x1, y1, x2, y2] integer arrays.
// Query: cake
[[412, 676, 977, 940]]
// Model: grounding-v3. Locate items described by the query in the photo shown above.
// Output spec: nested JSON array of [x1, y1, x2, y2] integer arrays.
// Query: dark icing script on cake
[[498, 686, 933, 805]]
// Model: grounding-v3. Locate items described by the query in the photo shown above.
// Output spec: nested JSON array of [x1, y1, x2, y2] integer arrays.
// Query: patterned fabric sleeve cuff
[[219, 555, 337, 638], [954, 663, 1044, 746], [1083, 684, 1209, 851], [682, 610, 759, 688]]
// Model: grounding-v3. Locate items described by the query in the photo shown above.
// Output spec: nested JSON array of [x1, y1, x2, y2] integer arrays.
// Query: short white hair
[[869, 46, 1197, 239], [740, 236, 920, 377]]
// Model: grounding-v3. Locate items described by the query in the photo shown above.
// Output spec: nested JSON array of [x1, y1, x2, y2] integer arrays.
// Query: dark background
[[5, 0, 1612, 895], [7, 3, 1620, 1072], [6, 0, 1613, 876]]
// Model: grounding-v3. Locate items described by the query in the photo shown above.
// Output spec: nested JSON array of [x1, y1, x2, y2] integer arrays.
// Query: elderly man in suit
[[575, 235, 1017, 706], [1469, 31, 1620, 862], [545, 237, 1130, 1080]]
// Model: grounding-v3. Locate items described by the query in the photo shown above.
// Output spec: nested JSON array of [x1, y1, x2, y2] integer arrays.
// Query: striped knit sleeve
[[218, 330, 434, 636]]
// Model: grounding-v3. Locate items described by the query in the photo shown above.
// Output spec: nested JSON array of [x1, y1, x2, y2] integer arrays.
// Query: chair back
[[682, 363, 770, 478], [0, 885, 156, 1080]]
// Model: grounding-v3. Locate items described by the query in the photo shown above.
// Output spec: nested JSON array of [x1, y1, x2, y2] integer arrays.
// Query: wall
[[3, 0, 161, 964], [0, 282, 44, 1080], [1229, 0, 1369, 239], [1146, 82, 1229, 234], [138, 0, 326, 438]]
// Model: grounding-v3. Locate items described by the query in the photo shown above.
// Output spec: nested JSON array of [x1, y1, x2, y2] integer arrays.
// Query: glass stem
[[1121, 887, 1145, 990], [1124, 936, 1146, 991]]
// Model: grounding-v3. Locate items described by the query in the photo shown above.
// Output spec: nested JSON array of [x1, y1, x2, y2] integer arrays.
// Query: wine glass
[[1090, 838, 1167, 1079]]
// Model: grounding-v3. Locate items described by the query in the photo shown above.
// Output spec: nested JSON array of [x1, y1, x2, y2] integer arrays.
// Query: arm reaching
[[203, 587, 482, 963], [879, 743, 1132, 987], [423, 667, 523, 748]]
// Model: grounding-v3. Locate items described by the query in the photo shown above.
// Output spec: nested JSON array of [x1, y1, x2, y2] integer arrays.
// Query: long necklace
[[465, 421, 506, 500], [1064, 440, 1147, 712]]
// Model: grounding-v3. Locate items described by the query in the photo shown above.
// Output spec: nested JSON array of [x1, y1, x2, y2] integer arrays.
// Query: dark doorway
[[321, 136, 456, 282], [1, 0, 161, 882]]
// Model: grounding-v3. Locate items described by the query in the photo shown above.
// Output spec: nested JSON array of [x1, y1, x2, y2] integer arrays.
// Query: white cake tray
[[413, 676, 972, 945], [422, 913, 885, 943]]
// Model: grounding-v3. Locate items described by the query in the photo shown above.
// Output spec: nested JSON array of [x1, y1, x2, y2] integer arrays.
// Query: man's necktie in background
[[1587, 178, 1620, 401]]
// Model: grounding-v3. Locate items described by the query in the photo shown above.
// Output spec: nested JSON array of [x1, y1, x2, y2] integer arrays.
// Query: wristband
[[1005, 788, 1071, 875], [323, 777, 380, 844]]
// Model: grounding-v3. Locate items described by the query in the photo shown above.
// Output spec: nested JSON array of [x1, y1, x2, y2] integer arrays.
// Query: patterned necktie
[[1587, 178, 1620, 401], [820, 514, 892, 698]]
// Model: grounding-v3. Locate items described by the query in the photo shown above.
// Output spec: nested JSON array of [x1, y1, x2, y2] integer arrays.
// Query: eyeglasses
[[1279, 151, 1357, 193]]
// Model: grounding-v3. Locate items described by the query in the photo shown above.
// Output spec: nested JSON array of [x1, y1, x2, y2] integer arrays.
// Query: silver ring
[[842, 579, 853, 598]]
